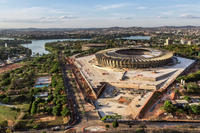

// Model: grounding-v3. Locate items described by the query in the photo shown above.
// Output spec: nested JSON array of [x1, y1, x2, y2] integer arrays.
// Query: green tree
[[183, 96, 191, 102], [61, 106, 70, 116], [112, 120, 119, 128], [190, 105, 200, 114], [0, 120, 8, 132], [163, 100, 176, 113], [187, 82, 199, 93], [52, 104, 61, 116], [0, 120, 8, 128], [31, 101, 38, 114], [47, 95, 53, 102], [105, 125, 110, 128]]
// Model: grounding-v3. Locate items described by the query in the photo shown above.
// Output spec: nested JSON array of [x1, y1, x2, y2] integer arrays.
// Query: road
[[59, 53, 80, 126]]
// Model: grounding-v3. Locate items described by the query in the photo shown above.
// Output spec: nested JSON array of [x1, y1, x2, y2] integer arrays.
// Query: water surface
[[122, 36, 151, 40], [22, 38, 90, 55]]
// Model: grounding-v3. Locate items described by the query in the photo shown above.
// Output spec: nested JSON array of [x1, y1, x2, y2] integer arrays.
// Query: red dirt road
[[0, 63, 24, 74]]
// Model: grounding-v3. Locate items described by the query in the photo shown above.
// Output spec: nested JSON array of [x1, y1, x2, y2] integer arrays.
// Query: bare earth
[[0, 63, 24, 74]]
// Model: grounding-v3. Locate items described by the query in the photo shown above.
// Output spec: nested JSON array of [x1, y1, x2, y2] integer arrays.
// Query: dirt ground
[[0, 63, 24, 74], [143, 103, 165, 119], [38, 116, 56, 122], [7, 120, 14, 126]]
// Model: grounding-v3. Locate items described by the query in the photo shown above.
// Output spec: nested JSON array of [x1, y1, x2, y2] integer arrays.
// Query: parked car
[[51, 126, 61, 131], [64, 126, 72, 130]]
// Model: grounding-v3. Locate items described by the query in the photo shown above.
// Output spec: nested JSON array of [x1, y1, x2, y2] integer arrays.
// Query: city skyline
[[1, 0, 200, 28]]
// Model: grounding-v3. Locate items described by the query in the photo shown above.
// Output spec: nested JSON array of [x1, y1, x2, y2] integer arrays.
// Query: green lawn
[[0, 106, 20, 122], [16, 103, 30, 111]]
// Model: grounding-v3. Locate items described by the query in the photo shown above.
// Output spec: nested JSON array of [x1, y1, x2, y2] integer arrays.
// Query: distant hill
[[1, 25, 200, 31]]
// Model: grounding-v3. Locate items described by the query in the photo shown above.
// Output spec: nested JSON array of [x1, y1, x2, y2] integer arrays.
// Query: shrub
[[2, 96, 10, 104], [187, 82, 200, 93], [112, 120, 119, 128], [46, 107, 52, 114], [139, 124, 147, 128], [61, 106, 70, 116], [10, 107, 20, 112], [0, 120, 8, 128], [183, 96, 191, 102], [33, 124, 40, 129], [31, 101, 38, 114], [163, 100, 176, 113], [135, 128, 145, 133], [28, 119, 34, 124], [190, 105, 200, 115], [101, 116, 107, 121], [14, 120, 27, 130], [52, 104, 61, 116], [105, 124, 110, 128]]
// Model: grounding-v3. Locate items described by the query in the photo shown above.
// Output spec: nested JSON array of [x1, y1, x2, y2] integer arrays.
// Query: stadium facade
[[95, 48, 173, 69]]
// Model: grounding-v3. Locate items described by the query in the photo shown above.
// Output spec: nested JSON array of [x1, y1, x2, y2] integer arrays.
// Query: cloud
[[96, 3, 131, 10], [119, 17, 133, 20], [180, 14, 200, 19], [161, 11, 174, 15], [0, 6, 77, 19], [157, 16, 169, 19], [136, 6, 147, 10], [39, 15, 76, 22], [0, 15, 77, 23], [0, 6, 77, 24]]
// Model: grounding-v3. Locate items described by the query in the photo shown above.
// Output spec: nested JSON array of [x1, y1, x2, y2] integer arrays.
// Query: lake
[[0, 37, 90, 55], [22, 39, 90, 55], [122, 36, 151, 40]]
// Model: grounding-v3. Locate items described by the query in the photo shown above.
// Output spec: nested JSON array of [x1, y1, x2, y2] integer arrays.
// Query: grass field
[[16, 103, 30, 111], [0, 106, 20, 122]]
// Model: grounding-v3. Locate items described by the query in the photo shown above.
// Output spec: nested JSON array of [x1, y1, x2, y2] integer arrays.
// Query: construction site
[[69, 47, 195, 120]]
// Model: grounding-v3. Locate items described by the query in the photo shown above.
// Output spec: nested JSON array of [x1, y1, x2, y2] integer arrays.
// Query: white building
[[164, 38, 173, 46]]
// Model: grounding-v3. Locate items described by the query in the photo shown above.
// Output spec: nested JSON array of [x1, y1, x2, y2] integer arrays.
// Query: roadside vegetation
[[0, 54, 70, 130], [153, 44, 200, 59], [0, 43, 31, 61]]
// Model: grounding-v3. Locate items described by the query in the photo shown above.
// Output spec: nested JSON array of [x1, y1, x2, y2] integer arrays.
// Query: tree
[[31, 101, 38, 114], [0, 120, 8, 132], [0, 120, 8, 128], [190, 105, 200, 114], [112, 120, 119, 128], [2, 96, 10, 104], [47, 95, 53, 102], [105, 124, 110, 128], [187, 82, 199, 93], [61, 106, 70, 116], [183, 96, 191, 102], [163, 100, 176, 113], [1, 72, 10, 79], [52, 104, 61, 116], [46, 107, 52, 114], [1, 78, 11, 86]]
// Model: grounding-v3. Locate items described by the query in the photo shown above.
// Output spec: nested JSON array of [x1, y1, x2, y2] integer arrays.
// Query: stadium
[[95, 48, 174, 69], [74, 47, 195, 119]]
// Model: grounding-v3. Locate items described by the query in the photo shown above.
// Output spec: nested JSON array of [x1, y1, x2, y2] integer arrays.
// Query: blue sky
[[0, 0, 200, 28]]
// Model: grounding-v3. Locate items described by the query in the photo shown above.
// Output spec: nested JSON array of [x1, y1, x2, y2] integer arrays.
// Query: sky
[[0, 0, 200, 28]]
